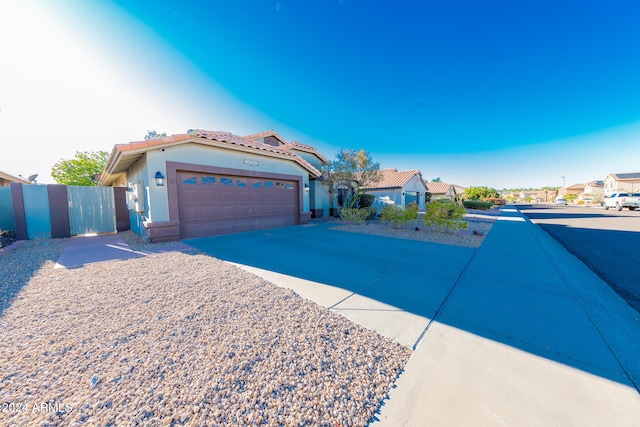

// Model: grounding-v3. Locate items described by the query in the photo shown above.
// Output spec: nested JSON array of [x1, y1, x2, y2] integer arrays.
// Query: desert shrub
[[365, 206, 377, 220], [339, 207, 373, 223], [405, 202, 419, 220], [380, 204, 418, 228], [463, 200, 494, 210], [424, 200, 468, 231]]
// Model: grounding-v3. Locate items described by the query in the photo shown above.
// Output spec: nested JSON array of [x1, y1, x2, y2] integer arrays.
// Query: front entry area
[[176, 170, 299, 238]]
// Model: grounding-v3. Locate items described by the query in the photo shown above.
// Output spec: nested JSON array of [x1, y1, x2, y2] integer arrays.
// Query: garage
[[99, 129, 324, 242], [177, 170, 299, 238]]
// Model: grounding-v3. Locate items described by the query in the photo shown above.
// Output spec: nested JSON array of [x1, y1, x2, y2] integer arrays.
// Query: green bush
[[424, 200, 468, 231], [463, 200, 494, 210], [405, 202, 419, 220], [381, 204, 416, 228], [340, 207, 373, 223]]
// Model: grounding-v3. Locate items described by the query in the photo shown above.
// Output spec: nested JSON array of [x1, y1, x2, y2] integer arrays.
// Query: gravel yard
[[1, 240, 410, 426], [332, 213, 496, 248]]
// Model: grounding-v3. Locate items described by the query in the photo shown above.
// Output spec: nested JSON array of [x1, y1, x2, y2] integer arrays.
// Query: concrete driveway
[[186, 222, 476, 349]]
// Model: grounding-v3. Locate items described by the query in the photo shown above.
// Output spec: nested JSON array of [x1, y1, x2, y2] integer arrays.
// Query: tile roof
[[363, 168, 425, 190], [425, 182, 467, 195], [282, 141, 330, 164], [425, 182, 451, 194], [0, 170, 31, 185], [244, 129, 288, 145], [100, 130, 322, 185], [566, 183, 585, 191], [609, 172, 640, 181], [586, 180, 603, 187]]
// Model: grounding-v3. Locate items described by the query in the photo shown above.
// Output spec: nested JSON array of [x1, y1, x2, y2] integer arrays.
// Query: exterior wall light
[[155, 171, 165, 186], [304, 183, 309, 192]]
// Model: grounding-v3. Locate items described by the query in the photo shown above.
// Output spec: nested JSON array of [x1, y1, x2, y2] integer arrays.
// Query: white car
[[554, 197, 568, 205]]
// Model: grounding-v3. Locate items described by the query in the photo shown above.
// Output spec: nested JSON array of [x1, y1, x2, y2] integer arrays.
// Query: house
[[425, 182, 466, 203], [0, 171, 31, 186], [361, 168, 429, 211], [564, 183, 585, 196], [99, 129, 329, 242], [582, 181, 604, 202], [603, 173, 640, 196]]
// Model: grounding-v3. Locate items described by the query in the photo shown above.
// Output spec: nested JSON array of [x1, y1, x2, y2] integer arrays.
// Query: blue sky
[[1, 0, 639, 189]]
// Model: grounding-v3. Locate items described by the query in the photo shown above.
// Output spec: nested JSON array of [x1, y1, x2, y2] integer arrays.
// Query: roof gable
[[244, 130, 288, 147], [363, 168, 426, 190]]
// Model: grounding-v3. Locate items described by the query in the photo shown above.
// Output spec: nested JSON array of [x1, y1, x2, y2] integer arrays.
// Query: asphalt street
[[518, 204, 640, 313]]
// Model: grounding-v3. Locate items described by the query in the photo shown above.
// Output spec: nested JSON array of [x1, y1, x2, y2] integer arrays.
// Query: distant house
[[582, 180, 604, 201], [603, 173, 640, 196], [426, 182, 466, 202], [361, 168, 429, 210], [0, 171, 31, 186], [564, 183, 585, 196]]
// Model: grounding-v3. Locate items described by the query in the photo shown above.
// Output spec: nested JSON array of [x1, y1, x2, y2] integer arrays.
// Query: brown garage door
[[177, 171, 299, 238]]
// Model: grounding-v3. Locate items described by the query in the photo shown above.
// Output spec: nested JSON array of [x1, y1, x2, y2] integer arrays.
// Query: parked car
[[554, 197, 568, 205], [603, 193, 640, 211]]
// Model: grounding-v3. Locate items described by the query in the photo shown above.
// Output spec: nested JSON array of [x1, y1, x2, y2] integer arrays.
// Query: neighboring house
[[99, 129, 328, 242], [0, 170, 31, 186], [603, 173, 640, 196], [426, 182, 466, 203], [582, 180, 604, 201], [564, 183, 584, 196], [362, 168, 429, 211]]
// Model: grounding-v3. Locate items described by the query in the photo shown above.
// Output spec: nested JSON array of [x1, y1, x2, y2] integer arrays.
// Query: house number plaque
[[243, 159, 259, 167]]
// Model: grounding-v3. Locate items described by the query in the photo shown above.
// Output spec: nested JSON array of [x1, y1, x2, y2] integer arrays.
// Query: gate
[[67, 186, 116, 235]]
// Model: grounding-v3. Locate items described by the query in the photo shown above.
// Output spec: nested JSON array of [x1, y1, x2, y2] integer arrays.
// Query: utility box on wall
[[127, 181, 146, 213]]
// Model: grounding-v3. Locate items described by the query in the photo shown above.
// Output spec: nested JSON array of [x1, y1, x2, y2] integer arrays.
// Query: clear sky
[[2, 0, 639, 189]]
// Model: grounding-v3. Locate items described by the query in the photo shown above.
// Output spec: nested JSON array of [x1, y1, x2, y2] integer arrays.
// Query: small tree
[[463, 186, 500, 200], [331, 148, 381, 209], [51, 151, 109, 186]]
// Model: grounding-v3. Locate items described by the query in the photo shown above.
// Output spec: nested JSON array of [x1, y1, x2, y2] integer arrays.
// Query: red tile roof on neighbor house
[[362, 168, 425, 190], [99, 130, 322, 186], [425, 182, 466, 195]]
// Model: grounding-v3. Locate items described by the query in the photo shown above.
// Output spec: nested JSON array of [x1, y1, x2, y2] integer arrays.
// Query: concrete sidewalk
[[373, 207, 640, 426], [188, 208, 640, 426], [54, 233, 193, 269]]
